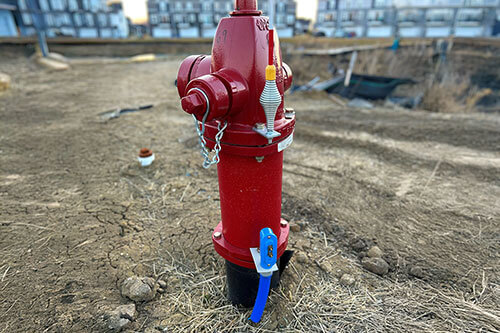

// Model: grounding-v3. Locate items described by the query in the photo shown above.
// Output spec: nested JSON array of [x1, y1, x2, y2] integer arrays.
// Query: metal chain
[[191, 88, 227, 169]]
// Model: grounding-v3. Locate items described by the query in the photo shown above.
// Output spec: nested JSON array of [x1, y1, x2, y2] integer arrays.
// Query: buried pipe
[[177, 0, 295, 322]]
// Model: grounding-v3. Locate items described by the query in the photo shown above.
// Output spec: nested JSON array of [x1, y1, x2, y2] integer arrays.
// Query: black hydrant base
[[225, 260, 281, 308], [225, 251, 294, 308]]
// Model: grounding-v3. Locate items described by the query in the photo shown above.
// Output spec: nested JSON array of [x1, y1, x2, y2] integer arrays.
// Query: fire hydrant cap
[[231, 0, 261, 16], [139, 148, 153, 158], [181, 90, 207, 116], [235, 0, 257, 10]]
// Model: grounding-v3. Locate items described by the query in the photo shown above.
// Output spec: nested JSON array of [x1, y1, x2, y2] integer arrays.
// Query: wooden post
[[344, 51, 358, 87]]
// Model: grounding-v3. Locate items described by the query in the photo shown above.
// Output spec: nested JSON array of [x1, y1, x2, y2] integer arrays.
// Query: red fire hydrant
[[177, 0, 295, 313]]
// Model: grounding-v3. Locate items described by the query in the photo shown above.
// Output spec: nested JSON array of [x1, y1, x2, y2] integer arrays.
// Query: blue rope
[[250, 275, 272, 323]]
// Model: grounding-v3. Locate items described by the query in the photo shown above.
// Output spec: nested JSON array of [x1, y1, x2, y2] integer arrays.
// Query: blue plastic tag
[[259, 228, 277, 270]]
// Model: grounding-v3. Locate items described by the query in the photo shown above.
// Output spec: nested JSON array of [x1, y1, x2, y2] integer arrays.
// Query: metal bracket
[[253, 126, 281, 143], [250, 248, 278, 277]]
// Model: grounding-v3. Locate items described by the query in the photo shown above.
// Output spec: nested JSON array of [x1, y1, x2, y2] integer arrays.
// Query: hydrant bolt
[[181, 90, 207, 116]]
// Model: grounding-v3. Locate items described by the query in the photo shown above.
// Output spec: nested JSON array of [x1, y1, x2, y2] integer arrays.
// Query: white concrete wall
[[201, 27, 217, 38], [60, 27, 76, 36], [110, 12, 129, 38], [343, 25, 364, 36], [179, 27, 199, 38], [316, 26, 336, 37], [100, 28, 112, 38], [277, 27, 294, 38], [425, 26, 452, 37], [455, 26, 484, 36], [0, 10, 18, 37], [79, 27, 98, 38], [152, 27, 173, 38], [399, 26, 423, 37], [367, 25, 393, 37], [20, 26, 36, 36], [46, 29, 56, 37]]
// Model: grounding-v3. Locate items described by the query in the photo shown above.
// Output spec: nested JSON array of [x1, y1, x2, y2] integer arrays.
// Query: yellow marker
[[265, 65, 276, 81]]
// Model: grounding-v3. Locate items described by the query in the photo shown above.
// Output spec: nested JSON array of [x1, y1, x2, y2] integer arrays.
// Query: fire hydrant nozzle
[[181, 69, 249, 122], [181, 89, 207, 116]]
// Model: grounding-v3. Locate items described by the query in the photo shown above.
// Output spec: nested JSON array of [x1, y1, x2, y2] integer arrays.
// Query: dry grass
[[422, 74, 493, 113], [119, 162, 500, 333], [144, 255, 500, 332]]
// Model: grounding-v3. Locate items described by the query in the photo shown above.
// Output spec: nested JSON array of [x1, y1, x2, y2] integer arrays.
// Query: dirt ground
[[0, 52, 499, 332]]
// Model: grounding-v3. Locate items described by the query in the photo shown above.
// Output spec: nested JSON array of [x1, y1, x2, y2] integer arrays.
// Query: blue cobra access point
[[249, 228, 278, 323]]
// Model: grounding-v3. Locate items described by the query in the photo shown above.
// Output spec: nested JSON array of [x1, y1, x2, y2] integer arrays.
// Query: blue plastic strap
[[249, 228, 278, 323], [249, 275, 272, 323]]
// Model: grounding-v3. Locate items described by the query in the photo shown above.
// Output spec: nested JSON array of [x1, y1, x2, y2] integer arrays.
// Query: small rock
[[290, 224, 301, 233], [107, 317, 131, 333], [295, 252, 308, 263], [132, 224, 144, 232], [348, 98, 374, 109], [157, 288, 165, 294], [120, 201, 132, 208], [269, 311, 279, 330], [0, 73, 11, 92], [295, 239, 310, 250], [116, 304, 137, 321], [362, 257, 389, 276], [121, 276, 157, 302], [383, 252, 398, 267], [319, 261, 333, 273], [107, 304, 136, 333], [297, 221, 308, 229], [357, 251, 367, 259], [47, 52, 69, 63], [36, 56, 70, 71], [339, 274, 355, 287], [47, 202, 61, 209], [409, 266, 425, 279], [129, 54, 156, 63], [158, 280, 167, 288], [367, 246, 384, 258], [350, 238, 366, 251]]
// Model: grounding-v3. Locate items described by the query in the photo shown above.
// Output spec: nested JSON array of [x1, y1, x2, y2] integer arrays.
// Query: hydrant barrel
[[218, 151, 284, 249]]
